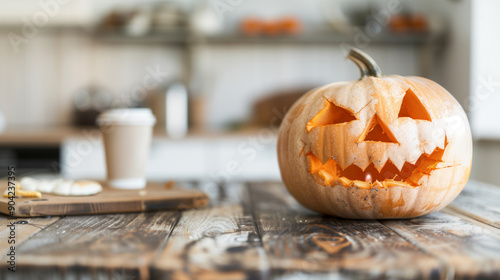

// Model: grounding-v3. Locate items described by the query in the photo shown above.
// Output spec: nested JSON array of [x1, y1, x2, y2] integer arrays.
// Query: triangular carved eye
[[306, 99, 357, 132], [398, 89, 432, 121]]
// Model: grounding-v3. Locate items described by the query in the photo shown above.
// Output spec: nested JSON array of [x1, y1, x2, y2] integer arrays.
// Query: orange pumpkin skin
[[277, 50, 472, 219]]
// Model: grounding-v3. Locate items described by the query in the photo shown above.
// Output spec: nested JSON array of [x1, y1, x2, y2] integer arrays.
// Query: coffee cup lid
[[97, 108, 156, 126]]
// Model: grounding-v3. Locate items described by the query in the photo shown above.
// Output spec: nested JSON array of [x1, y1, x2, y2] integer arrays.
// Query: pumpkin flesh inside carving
[[357, 114, 398, 144], [398, 88, 432, 121], [306, 99, 357, 132], [306, 142, 446, 189]]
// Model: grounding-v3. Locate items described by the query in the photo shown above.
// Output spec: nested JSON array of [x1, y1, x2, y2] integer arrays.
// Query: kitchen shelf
[[0, 22, 447, 46], [0, 24, 92, 35], [94, 30, 188, 44], [190, 32, 446, 45], [93, 30, 447, 46]]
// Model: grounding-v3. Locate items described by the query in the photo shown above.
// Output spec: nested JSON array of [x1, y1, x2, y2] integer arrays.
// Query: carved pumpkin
[[277, 48, 472, 219]]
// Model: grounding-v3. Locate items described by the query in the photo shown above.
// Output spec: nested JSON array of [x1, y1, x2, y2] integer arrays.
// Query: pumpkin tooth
[[350, 157, 371, 172], [422, 134, 442, 155], [371, 156, 389, 172], [394, 160, 406, 172]]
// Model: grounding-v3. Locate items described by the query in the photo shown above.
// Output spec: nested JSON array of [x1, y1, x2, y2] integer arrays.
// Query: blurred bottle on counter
[[146, 81, 189, 139]]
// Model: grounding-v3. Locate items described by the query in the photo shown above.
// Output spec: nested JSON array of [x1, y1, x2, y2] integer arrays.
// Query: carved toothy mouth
[[306, 142, 447, 189]]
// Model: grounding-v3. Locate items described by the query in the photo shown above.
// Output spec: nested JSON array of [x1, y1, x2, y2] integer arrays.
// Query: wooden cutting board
[[0, 181, 209, 217]]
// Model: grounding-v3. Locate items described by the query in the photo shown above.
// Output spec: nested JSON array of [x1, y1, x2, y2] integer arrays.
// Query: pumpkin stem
[[347, 48, 382, 78]]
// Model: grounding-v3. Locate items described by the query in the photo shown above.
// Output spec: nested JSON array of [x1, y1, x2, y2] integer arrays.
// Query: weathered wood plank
[[1, 211, 180, 280], [0, 216, 61, 255], [151, 182, 270, 280], [382, 211, 500, 279], [248, 182, 445, 279], [448, 180, 500, 229]]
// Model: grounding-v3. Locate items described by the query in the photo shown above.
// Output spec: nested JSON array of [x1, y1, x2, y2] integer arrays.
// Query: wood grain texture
[[448, 180, 500, 229], [248, 182, 445, 279], [0, 181, 209, 217], [151, 183, 270, 280], [0, 216, 60, 255], [3, 211, 180, 280], [382, 211, 500, 279]]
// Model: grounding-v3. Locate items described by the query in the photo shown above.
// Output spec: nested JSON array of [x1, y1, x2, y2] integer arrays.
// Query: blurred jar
[[73, 87, 112, 127], [189, 4, 222, 35]]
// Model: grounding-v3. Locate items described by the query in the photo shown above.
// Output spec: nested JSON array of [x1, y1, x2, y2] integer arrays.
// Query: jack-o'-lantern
[[277, 48, 472, 219]]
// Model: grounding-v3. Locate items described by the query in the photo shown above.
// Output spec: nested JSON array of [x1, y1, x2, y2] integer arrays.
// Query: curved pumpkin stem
[[347, 48, 382, 79]]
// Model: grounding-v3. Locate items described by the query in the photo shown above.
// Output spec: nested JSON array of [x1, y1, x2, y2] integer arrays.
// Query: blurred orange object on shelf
[[241, 18, 262, 36], [262, 20, 282, 35], [280, 17, 301, 35], [389, 15, 410, 33], [410, 14, 428, 33], [389, 14, 428, 34], [240, 16, 302, 36]]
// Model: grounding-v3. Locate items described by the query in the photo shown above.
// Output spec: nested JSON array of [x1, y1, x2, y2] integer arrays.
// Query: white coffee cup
[[97, 108, 156, 189]]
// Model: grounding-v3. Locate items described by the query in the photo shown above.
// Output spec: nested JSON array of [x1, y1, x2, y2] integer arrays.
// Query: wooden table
[[1, 180, 499, 280]]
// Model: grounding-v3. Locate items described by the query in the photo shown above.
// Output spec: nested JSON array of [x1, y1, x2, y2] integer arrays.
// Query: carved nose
[[357, 114, 398, 143]]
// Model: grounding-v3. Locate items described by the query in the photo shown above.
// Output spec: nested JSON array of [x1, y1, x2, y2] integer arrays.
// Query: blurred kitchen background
[[0, 0, 499, 185]]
